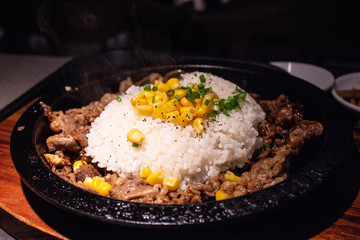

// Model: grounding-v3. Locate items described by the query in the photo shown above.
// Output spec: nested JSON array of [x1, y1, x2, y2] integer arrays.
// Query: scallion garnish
[[179, 86, 190, 90], [223, 112, 231, 117], [208, 112, 217, 118], [198, 83, 205, 89], [199, 90, 207, 97], [166, 89, 175, 97], [204, 99, 211, 106], [199, 74, 206, 83], [152, 86, 158, 91], [132, 143, 139, 148], [116, 96, 122, 102], [186, 89, 200, 99], [152, 96, 155, 103], [144, 85, 151, 90], [262, 141, 270, 148], [175, 95, 181, 101]]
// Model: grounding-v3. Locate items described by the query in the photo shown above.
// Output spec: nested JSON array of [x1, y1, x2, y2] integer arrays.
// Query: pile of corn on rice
[[86, 72, 265, 189]]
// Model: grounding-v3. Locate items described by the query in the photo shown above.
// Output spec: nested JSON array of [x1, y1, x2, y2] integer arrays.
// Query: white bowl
[[270, 62, 334, 91], [331, 72, 360, 117]]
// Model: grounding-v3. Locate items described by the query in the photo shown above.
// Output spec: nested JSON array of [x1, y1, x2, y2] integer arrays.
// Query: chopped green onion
[[199, 74, 206, 83], [152, 86, 158, 91], [262, 141, 270, 148], [132, 143, 139, 148], [144, 85, 151, 90], [198, 83, 205, 89], [116, 96, 122, 102], [208, 112, 217, 118], [175, 95, 181, 101], [166, 89, 175, 97], [152, 96, 155, 103], [186, 89, 200, 99], [199, 90, 207, 97], [223, 112, 231, 117], [179, 86, 190, 90], [204, 99, 211, 106]]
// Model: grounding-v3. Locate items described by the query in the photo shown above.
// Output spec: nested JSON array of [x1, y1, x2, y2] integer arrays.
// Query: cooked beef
[[43, 152, 71, 167], [75, 164, 101, 182], [46, 134, 81, 153], [71, 126, 91, 148], [42, 87, 324, 204], [109, 178, 154, 201], [288, 120, 324, 148], [119, 77, 134, 93]]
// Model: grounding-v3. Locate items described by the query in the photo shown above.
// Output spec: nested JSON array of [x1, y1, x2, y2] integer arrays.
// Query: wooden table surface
[[0, 100, 359, 240]]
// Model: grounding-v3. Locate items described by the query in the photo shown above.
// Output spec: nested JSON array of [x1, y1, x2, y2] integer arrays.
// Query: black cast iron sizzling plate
[[10, 58, 354, 227]]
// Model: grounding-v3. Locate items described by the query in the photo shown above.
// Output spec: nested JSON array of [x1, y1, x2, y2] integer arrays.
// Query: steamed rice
[[85, 72, 265, 187]]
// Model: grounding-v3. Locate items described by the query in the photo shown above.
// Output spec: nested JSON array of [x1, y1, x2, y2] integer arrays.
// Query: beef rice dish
[[40, 70, 324, 204]]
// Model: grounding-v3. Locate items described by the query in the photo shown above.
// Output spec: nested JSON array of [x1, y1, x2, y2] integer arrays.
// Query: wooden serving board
[[0, 101, 360, 240]]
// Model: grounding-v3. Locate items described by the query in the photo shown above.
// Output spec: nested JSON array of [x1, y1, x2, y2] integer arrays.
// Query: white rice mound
[[86, 72, 265, 187]]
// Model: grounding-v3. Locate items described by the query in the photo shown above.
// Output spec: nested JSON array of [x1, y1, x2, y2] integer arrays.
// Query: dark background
[[0, 0, 360, 75]]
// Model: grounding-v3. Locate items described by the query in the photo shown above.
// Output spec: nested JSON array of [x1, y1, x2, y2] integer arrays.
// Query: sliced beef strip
[[109, 178, 154, 201], [75, 164, 101, 182], [71, 126, 91, 148], [119, 77, 134, 93], [46, 134, 81, 153]]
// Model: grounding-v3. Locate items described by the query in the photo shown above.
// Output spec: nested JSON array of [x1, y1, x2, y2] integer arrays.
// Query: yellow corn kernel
[[134, 105, 153, 116], [202, 94, 213, 105], [174, 89, 187, 99], [136, 98, 149, 106], [73, 160, 87, 172], [154, 91, 169, 103], [193, 118, 205, 134], [153, 102, 167, 119], [95, 181, 112, 196], [177, 114, 189, 128], [164, 99, 181, 112], [143, 90, 155, 101], [166, 78, 180, 90], [224, 171, 241, 182], [83, 177, 93, 187], [92, 176, 105, 188], [131, 92, 145, 106], [180, 97, 194, 107], [191, 98, 202, 108], [147, 169, 165, 185], [166, 110, 180, 124], [139, 167, 152, 178], [163, 177, 180, 191], [127, 128, 145, 145], [154, 80, 163, 87], [157, 82, 170, 92], [194, 106, 209, 118], [180, 107, 196, 121], [180, 106, 196, 115], [213, 98, 219, 102], [192, 83, 199, 92], [215, 189, 232, 201]]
